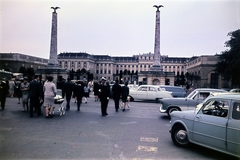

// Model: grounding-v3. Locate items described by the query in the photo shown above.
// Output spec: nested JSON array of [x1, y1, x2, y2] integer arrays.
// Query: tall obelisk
[[150, 5, 163, 71], [36, 6, 69, 84], [48, 7, 60, 67]]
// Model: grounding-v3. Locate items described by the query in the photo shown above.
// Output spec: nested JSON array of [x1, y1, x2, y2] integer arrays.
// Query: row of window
[[60, 62, 184, 69]]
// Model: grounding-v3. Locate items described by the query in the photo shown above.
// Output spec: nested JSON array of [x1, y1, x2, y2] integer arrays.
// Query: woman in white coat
[[43, 76, 57, 118]]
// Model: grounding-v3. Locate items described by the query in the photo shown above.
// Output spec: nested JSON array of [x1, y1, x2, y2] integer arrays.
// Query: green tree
[[215, 29, 240, 87]]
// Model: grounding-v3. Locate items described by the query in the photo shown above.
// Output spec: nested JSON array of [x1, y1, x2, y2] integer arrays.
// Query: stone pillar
[[49, 7, 60, 66], [36, 7, 69, 87], [150, 5, 163, 71]]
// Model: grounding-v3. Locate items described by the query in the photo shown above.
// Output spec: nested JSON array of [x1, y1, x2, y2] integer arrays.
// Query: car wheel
[[171, 124, 189, 147], [168, 107, 179, 117]]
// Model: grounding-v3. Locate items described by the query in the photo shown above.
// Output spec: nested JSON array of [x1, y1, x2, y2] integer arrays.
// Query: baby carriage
[[51, 95, 66, 116]]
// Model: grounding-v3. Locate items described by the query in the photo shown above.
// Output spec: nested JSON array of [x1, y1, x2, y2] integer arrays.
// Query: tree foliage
[[215, 29, 240, 87]]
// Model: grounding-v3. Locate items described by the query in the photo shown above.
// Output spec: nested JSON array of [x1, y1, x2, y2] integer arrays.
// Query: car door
[[182, 92, 210, 110], [192, 99, 229, 151], [136, 86, 148, 100], [147, 86, 158, 100], [227, 101, 240, 155]]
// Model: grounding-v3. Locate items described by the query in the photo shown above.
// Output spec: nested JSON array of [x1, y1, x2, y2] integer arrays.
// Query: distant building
[[0, 52, 228, 88], [186, 55, 229, 89], [0, 53, 47, 72], [58, 52, 189, 83]]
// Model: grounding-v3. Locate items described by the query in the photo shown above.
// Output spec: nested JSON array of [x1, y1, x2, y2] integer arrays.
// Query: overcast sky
[[0, 0, 239, 59]]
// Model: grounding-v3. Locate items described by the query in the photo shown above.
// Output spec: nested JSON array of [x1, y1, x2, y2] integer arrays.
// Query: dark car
[[159, 85, 186, 97]]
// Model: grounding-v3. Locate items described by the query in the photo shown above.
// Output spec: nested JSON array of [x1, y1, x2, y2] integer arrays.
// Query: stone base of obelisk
[[138, 69, 175, 85], [36, 64, 69, 88], [149, 65, 163, 72]]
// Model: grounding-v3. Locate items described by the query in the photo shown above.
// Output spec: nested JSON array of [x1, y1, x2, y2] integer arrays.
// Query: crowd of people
[[0, 76, 131, 118], [62, 77, 130, 116]]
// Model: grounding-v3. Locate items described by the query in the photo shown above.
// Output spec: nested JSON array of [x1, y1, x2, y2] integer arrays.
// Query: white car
[[129, 85, 173, 102], [170, 94, 240, 158], [230, 88, 240, 93]]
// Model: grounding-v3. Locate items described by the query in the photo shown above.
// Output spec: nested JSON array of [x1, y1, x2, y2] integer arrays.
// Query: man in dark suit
[[0, 78, 9, 110], [62, 77, 74, 110], [29, 75, 42, 117], [112, 80, 122, 112], [99, 77, 110, 116]]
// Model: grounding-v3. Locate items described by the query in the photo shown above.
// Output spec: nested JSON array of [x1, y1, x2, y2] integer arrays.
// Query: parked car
[[159, 85, 186, 97], [127, 84, 139, 90], [230, 88, 240, 93], [129, 85, 173, 102], [159, 88, 227, 116], [169, 94, 240, 158]]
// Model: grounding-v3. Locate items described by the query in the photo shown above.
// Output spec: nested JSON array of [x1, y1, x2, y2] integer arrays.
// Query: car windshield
[[187, 90, 197, 99]]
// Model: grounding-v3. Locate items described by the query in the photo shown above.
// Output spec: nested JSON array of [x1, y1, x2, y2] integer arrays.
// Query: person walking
[[0, 78, 9, 110], [29, 75, 42, 117], [121, 82, 129, 112], [88, 80, 93, 93], [186, 84, 194, 96], [43, 76, 57, 118], [15, 78, 22, 104], [20, 77, 30, 112], [8, 78, 15, 97], [99, 77, 110, 116], [112, 80, 122, 112], [62, 77, 74, 110], [93, 80, 99, 102], [74, 80, 84, 111], [83, 81, 89, 103]]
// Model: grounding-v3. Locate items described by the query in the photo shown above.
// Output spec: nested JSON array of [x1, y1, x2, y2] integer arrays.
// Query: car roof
[[211, 92, 240, 96], [230, 88, 240, 92], [159, 85, 184, 88], [138, 85, 159, 87], [193, 88, 227, 92], [208, 94, 240, 100]]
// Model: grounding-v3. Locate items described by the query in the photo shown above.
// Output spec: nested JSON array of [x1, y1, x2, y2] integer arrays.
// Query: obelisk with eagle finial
[[150, 5, 164, 71], [49, 7, 60, 66]]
